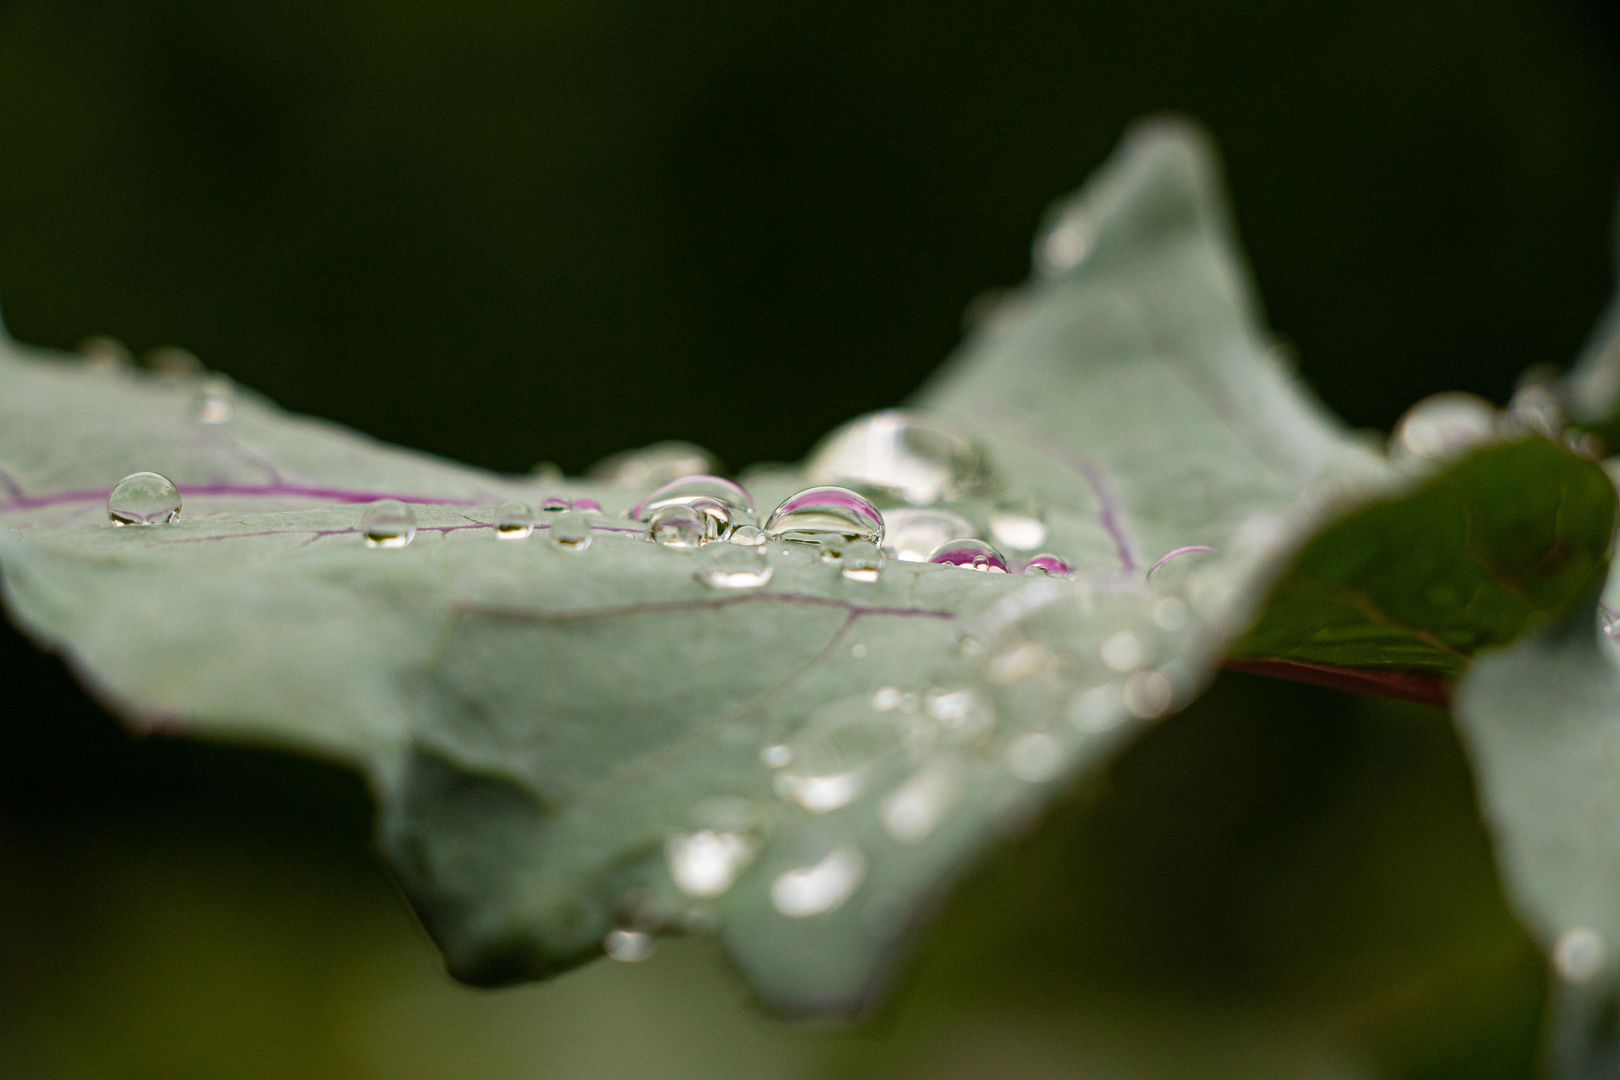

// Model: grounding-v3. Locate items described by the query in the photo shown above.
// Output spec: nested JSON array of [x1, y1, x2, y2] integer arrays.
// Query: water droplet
[[79, 335, 132, 372], [1100, 630, 1146, 672], [107, 471, 182, 526], [880, 508, 977, 565], [805, 410, 986, 505], [871, 686, 901, 712], [882, 764, 959, 842], [764, 486, 884, 552], [989, 505, 1047, 551], [928, 538, 1007, 573], [193, 376, 235, 424], [633, 475, 755, 540], [1153, 597, 1191, 632], [571, 497, 604, 515], [728, 524, 766, 546], [778, 772, 862, 813], [1507, 383, 1563, 438], [1069, 685, 1124, 733], [649, 504, 706, 548], [540, 496, 571, 513], [604, 928, 655, 963], [1123, 670, 1173, 718], [549, 510, 592, 550], [771, 846, 866, 917], [985, 641, 1049, 684], [761, 744, 793, 768], [695, 545, 772, 588], [145, 345, 201, 375], [1038, 207, 1092, 272], [590, 441, 719, 489], [1022, 554, 1071, 576], [1006, 732, 1064, 783], [361, 499, 417, 548], [1391, 392, 1498, 460], [666, 830, 754, 897], [850, 643, 868, 659], [495, 501, 535, 539], [926, 687, 993, 737], [1556, 926, 1606, 982], [840, 539, 884, 582]]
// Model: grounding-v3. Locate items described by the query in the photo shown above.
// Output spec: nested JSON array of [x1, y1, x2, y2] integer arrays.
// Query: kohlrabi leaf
[[0, 115, 1601, 1018]]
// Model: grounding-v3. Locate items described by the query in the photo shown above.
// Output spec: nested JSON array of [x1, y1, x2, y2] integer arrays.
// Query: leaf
[[0, 115, 1602, 1018]]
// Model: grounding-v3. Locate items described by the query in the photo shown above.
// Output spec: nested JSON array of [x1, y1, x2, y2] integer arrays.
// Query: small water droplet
[[495, 501, 535, 539], [1100, 630, 1146, 672], [666, 830, 754, 897], [850, 643, 868, 659], [107, 472, 182, 526], [695, 545, 772, 588], [985, 641, 1049, 684], [1022, 553, 1071, 576], [928, 538, 1007, 573], [925, 688, 974, 723], [649, 504, 706, 548], [882, 764, 958, 842], [193, 376, 235, 424], [571, 497, 604, 515], [764, 486, 884, 552], [778, 772, 862, 813], [1556, 926, 1606, 982], [79, 335, 133, 373], [805, 410, 986, 505], [771, 846, 866, 917], [1038, 208, 1092, 272], [591, 441, 719, 490], [361, 499, 417, 548], [540, 496, 571, 513], [1069, 685, 1124, 733], [761, 744, 793, 768], [633, 475, 755, 540], [989, 505, 1047, 551], [1123, 670, 1173, 718], [604, 928, 656, 963], [728, 524, 766, 546], [1006, 732, 1064, 783], [1391, 392, 1498, 460], [145, 346, 201, 375], [871, 686, 901, 712], [1507, 383, 1563, 438], [879, 507, 978, 562], [549, 510, 592, 549], [840, 539, 884, 582]]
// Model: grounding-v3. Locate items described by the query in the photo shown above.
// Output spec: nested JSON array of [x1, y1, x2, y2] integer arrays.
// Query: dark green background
[[2, 1, 1618, 1075]]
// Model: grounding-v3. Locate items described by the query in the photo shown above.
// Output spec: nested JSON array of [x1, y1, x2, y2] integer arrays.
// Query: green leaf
[[0, 115, 1601, 1018]]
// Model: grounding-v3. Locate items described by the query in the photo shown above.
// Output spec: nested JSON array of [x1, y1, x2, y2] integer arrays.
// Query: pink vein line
[[0, 483, 493, 513], [1147, 545, 1217, 576], [979, 401, 1136, 572], [137, 521, 649, 545]]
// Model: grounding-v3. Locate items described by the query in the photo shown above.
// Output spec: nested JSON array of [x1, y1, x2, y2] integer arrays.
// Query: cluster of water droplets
[[1391, 382, 1602, 464]]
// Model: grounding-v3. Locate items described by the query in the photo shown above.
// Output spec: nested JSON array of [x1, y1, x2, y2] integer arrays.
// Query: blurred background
[[2, 0, 1618, 1076]]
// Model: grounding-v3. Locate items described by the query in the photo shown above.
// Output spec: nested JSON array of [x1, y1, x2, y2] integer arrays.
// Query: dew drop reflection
[[771, 847, 866, 917]]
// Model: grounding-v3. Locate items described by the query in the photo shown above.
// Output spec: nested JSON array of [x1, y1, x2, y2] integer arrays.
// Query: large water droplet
[[771, 847, 866, 917], [549, 510, 592, 550], [695, 545, 772, 589], [988, 503, 1047, 551], [193, 376, 235, 424], [590, 441, 718, 490], [928, 538, 1007, 573], [881, 764, 958, 842], [1006, 732, 1064, 783], [666, 830, 754, 897], [495, 500, 535, 539], [604, 928, 655, 963], [633, 475, 755, 540], [649, 504, 706, 548], [361, 499, 416, 548], [880, 507, 978, 562], [1556, 926, 1606, 982], [764, 486, 884, 552], [727, 524, 766, 547], [1391, 392, 1498, 460], [840, 539, 884, 583], [1022, 553, 1071, 576], [804, 410, 986, 505], [108, 472, 182, 526]]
